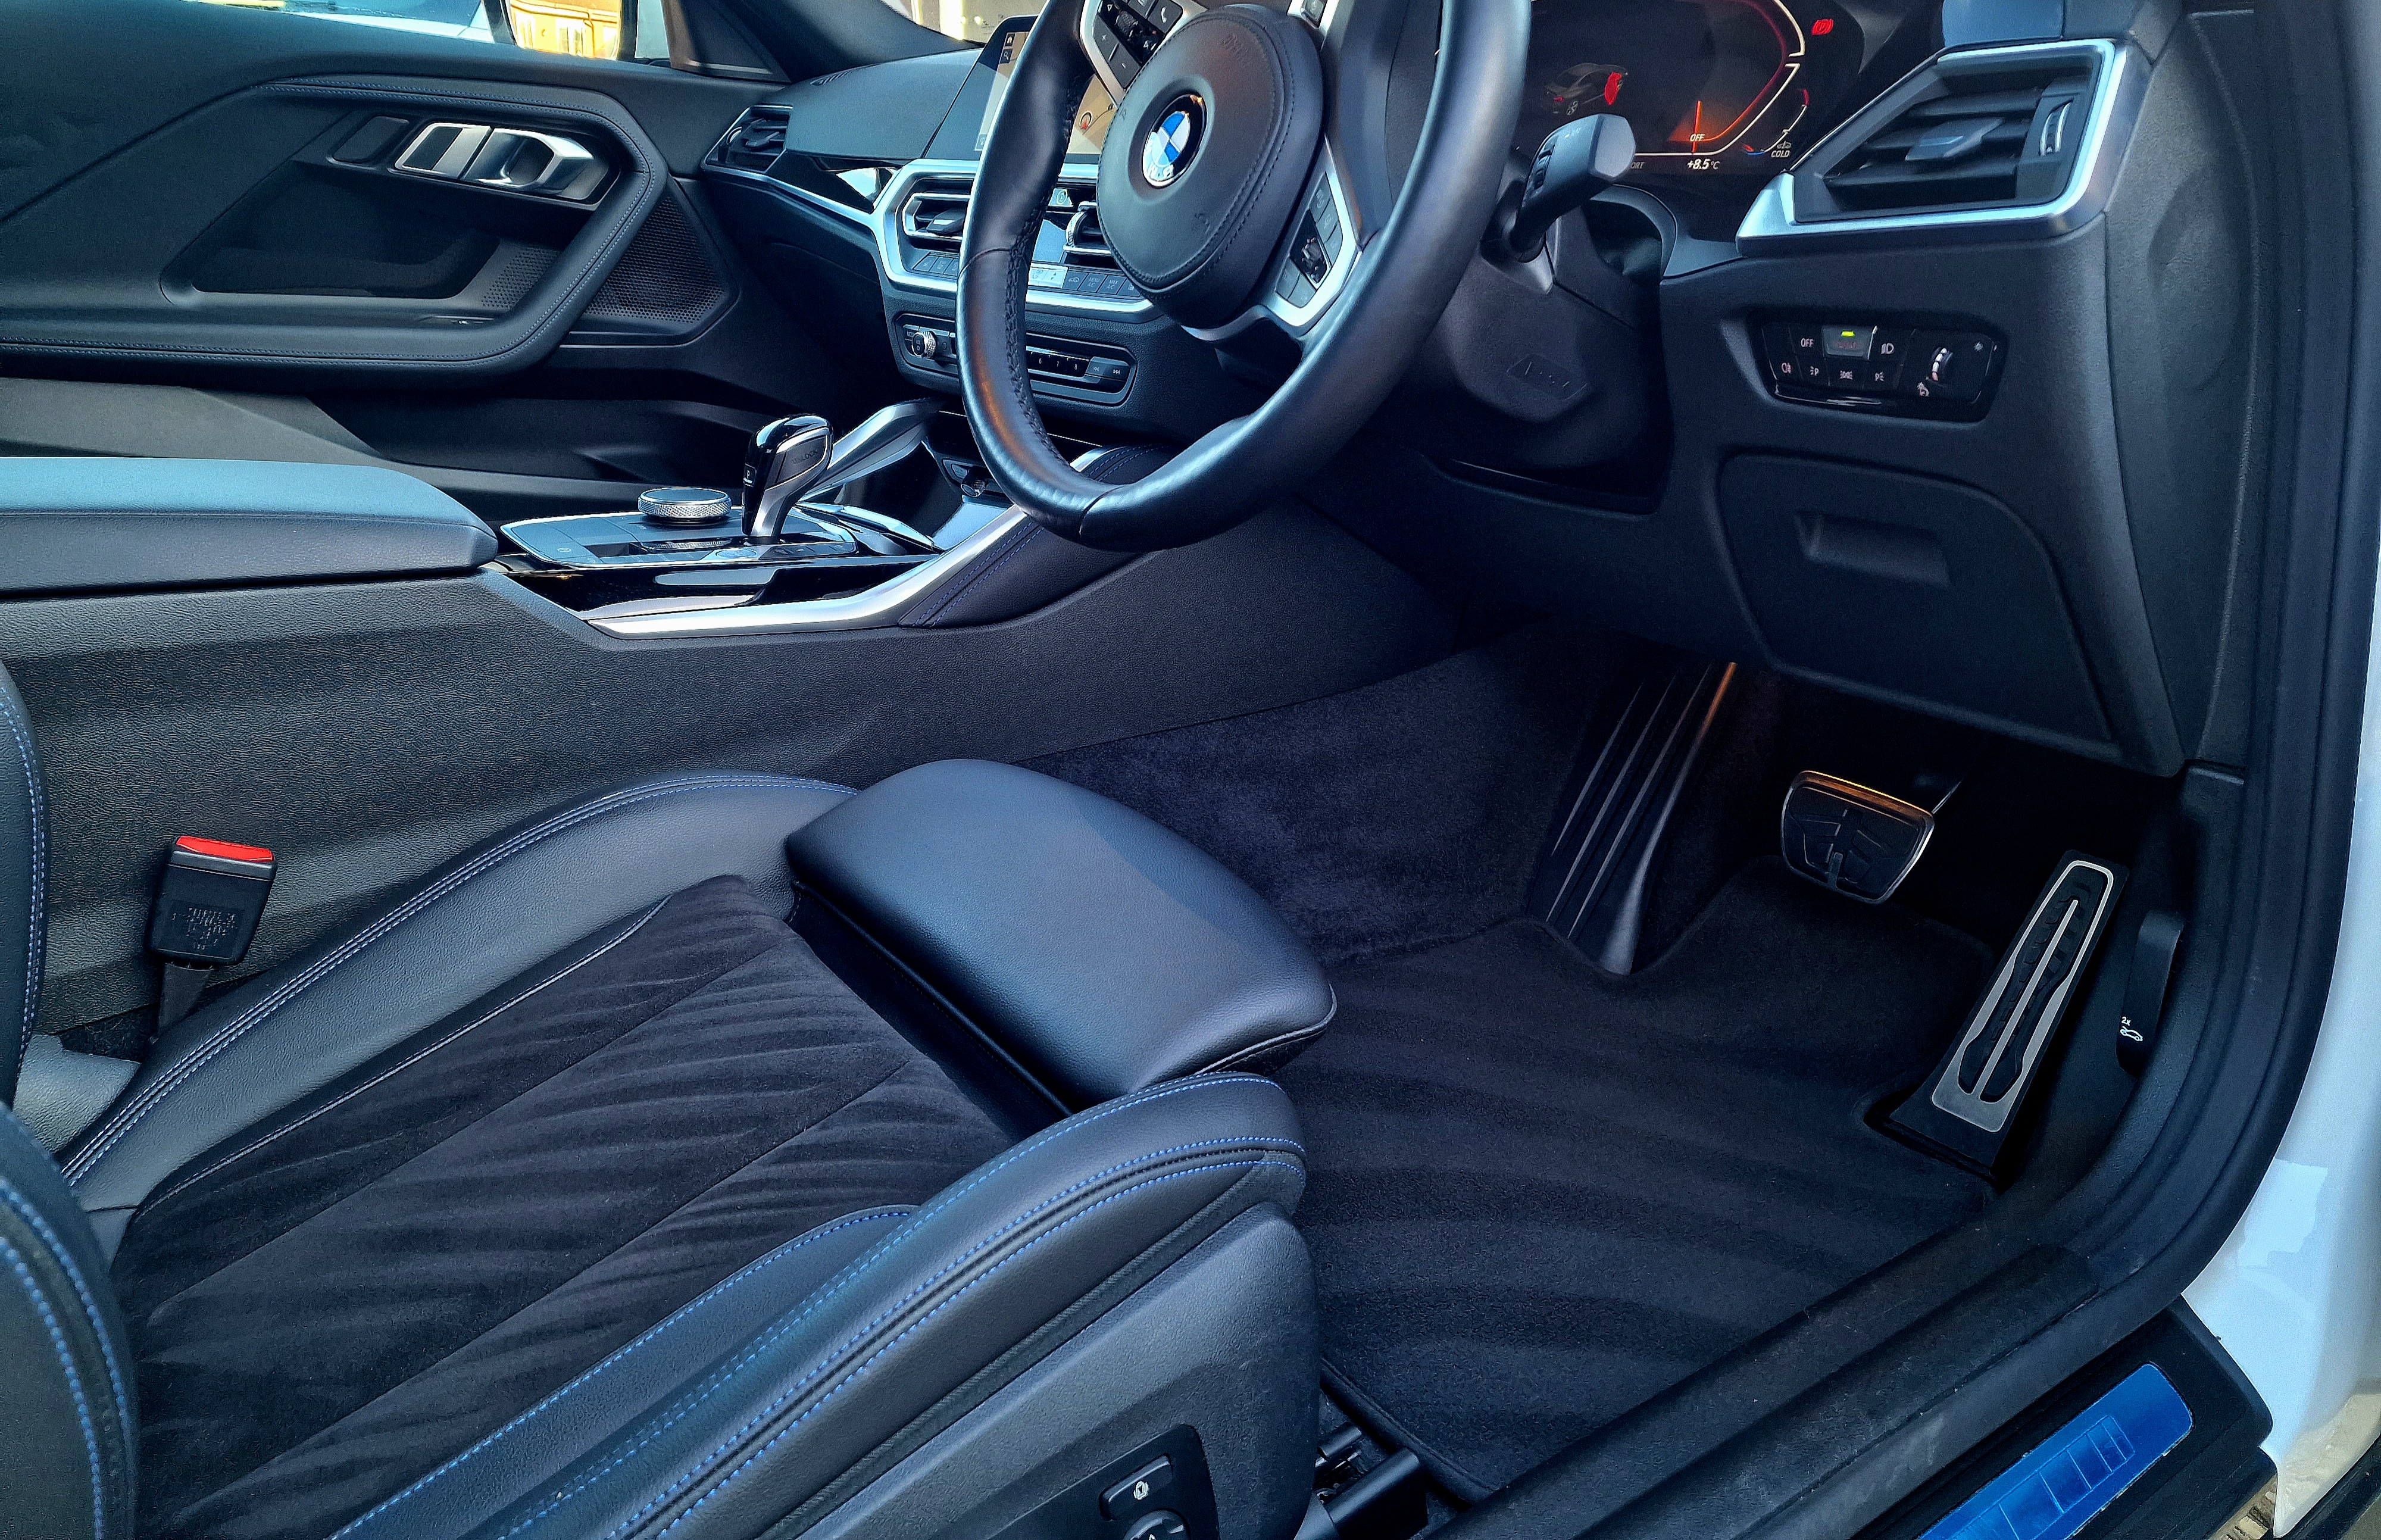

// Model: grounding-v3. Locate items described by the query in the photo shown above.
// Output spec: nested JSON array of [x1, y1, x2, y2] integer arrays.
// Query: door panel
[[0, 0, 873, 516]]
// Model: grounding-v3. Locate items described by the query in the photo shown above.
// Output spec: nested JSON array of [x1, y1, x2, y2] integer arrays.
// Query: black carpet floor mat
[[1277, 858, 1995, 1498]]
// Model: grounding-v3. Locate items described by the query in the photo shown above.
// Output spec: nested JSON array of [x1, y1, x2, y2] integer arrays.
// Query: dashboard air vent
[[711, 109, 789, 173], [1063, 202, 1117, 267], [1817, 61, 2093, 215], [901, 183, 972, 249]]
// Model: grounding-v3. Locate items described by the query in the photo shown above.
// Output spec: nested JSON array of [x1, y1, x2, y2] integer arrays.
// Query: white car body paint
[[2186, 574, 2381, 1532]]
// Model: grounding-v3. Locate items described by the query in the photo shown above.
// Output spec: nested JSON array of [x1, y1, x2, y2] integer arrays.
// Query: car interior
[[0, 0, 2365, 1536]]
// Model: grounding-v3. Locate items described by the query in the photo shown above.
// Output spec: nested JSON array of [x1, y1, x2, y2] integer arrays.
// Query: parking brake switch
[[147, 836, 276, 1041]]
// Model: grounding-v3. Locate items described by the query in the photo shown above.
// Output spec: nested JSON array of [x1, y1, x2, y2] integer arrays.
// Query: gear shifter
[[1493, 113, 1636, 261], [742, 414, 834, 542]]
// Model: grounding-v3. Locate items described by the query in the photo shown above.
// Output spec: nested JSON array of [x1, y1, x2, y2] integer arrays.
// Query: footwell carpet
[[1277, 858, 1994, 1498]]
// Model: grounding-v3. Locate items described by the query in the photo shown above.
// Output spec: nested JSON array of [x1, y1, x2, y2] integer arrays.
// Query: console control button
[[1863, 328, 1911, 393], [1909, 331, 1993, 403], [1757, 317, 1998, 416], [1786, 324, 1826, 386], [1820, 323, 1876, 358]]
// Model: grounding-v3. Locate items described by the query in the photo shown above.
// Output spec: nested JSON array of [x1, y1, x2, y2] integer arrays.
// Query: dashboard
[[695, 0, 2258, 782], [1517, 0, 1873, 176]]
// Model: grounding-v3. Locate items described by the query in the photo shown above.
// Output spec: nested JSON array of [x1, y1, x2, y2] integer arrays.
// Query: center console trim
[[586, 507, 1032, 638]]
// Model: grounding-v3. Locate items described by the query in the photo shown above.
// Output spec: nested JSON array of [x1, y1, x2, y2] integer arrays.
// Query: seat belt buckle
[[148, 836, 277, 967], [146, 836, 276, 1041]]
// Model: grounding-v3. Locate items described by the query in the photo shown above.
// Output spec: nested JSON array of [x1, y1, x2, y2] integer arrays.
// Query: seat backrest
[[1, 658, 44, 1107], [0, 1105, 137, 1540], [0, 665, 135, 1536]]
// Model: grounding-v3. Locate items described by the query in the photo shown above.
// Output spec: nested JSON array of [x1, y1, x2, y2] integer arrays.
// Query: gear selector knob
[[743, 414, 833, 541]]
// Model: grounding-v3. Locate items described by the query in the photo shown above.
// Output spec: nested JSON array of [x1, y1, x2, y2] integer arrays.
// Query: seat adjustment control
[[1759, 318, 2002, 418], [1104, 1454, 1177, 1519]]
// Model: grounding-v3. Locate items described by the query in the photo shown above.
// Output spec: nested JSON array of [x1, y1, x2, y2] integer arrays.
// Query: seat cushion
[[110, 875, 1010, 1540]]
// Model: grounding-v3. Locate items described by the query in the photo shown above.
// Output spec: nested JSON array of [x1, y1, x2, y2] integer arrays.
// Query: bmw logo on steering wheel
[[1141, 96, 1205, 188]]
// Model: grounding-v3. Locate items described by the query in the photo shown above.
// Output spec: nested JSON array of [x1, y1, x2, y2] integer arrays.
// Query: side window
[[188, 0, 673, 61]]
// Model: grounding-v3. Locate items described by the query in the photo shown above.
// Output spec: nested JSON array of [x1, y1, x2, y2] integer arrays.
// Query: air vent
[[1063, 202, 1117, 267], [1816, 61, 2093, 215], [901, 182, 973, 249], [711, 108, 789, 172]]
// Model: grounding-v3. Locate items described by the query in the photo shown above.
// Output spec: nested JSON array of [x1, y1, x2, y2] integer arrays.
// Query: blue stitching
[[149, 898, 671, 1213], [505, 1156, 1299, 1540], [330, 1207, 911, 1539], [0, 1226, 104, 1536], [507, 1124, 1294, 1530], [835, 1075, 1295, 1269], [482, 1080, 1296, 1534], [0, 1176, 127, 1444], [0, 686, 45, 1082], [632, 1160, 1302, 1540], [67, 774, 852, 1184], [793, 1077, 1301, 1326]]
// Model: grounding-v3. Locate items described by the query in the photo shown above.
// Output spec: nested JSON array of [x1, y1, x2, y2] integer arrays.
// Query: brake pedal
[[1892, 853, 2128, 1173], [1779, 770, 1935, 903]]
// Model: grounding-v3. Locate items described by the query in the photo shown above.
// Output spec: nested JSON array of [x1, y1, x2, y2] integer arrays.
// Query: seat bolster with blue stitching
[[330, 1206, 916, 1540], [0, 1107, 135, 1540], [0, 659, 46, 1108], [62, 773, 856, 1247], [344, 1073, 1305, 1540]]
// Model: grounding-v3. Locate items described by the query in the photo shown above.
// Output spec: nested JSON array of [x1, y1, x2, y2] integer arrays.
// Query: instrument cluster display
[[1518, 0, 1867, 176]]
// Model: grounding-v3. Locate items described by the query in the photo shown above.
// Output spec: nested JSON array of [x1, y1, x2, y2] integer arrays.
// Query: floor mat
[[1027, 624, 1613, 965], [1277, 858, 1995, 1498]]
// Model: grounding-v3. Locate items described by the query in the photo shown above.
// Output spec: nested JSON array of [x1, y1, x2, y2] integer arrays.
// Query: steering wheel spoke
[[1080, 0, 1205, 123], [1258, 138, 1363, 345]]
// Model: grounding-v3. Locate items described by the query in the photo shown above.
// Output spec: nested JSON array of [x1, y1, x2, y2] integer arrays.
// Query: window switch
[[1102, 1455, 1176, 1519]]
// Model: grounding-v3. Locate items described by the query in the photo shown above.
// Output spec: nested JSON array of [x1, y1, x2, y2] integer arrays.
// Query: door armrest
[[0, 458, 495, 595]]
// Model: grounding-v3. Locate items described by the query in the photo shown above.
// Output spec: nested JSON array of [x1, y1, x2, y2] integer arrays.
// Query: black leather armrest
[[787, 760, 1334, 1114], [0, 458, 495, 595]]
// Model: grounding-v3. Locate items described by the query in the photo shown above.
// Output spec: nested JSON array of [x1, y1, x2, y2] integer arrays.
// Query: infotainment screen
[[976, 18, 1117, 158]]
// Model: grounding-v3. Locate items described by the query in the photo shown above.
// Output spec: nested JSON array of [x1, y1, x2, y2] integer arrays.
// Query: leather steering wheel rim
[[957, 0, 1529, 552]]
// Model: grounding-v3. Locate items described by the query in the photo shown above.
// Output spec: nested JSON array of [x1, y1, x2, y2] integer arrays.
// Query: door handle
[[392, 123, 607, 201], [464, 129, 605, 201]]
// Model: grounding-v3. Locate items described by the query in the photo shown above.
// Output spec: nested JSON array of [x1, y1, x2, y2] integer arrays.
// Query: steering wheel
[[958, 0, 1528, 551]]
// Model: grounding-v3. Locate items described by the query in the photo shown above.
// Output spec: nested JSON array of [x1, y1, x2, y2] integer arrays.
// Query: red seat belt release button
[[148, 836, 277, 967]]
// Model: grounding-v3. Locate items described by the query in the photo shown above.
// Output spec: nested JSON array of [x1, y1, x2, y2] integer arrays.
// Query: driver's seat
[[0, 663, 1333, 1540]]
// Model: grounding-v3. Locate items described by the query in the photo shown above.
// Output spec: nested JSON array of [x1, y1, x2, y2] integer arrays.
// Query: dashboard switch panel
[[895, 316, 1134, 398], [1759, 318, 2002, 419]]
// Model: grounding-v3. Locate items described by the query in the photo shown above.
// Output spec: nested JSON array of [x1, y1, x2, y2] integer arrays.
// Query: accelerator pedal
[[1892, 853, 2128, 1173]]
